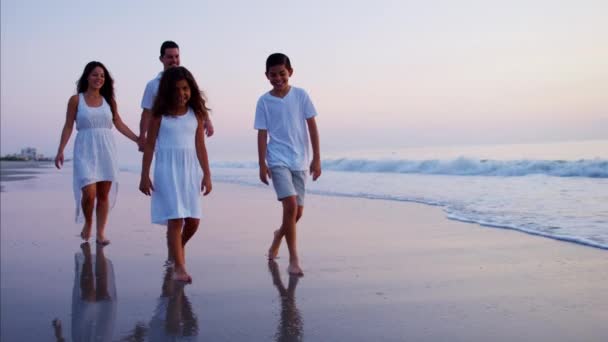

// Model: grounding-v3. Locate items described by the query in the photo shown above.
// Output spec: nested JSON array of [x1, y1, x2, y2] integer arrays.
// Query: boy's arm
[[306, 117, 321, 181], [257, 130, 271, 185]]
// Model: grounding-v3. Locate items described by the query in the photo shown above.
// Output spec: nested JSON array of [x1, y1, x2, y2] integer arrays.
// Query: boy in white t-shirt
[[254, 53, 321, 276]]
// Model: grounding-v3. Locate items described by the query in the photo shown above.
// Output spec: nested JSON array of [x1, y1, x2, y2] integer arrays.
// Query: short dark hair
[[160, 41, 179, 57], [266, 53, 292, 73]]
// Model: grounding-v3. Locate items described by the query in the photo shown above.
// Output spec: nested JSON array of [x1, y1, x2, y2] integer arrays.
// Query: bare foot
[[287, 263, 304, 277], [267, 229, 282, 260], [172, 269, 192, 283], [80, 224, 92, 241], [96, 238, 111, 246]]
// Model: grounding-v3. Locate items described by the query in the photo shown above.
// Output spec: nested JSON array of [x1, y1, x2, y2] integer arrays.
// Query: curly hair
[[152, 66, 209, 120]]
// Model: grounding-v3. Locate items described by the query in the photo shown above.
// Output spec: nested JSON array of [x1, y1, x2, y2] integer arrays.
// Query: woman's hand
[[55, 152, 64, 169]]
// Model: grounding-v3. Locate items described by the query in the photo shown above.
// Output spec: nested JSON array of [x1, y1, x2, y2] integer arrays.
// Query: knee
[[282, 197, 298, 220], [96, 192, 109, 203], [82, 192, 96, 205]]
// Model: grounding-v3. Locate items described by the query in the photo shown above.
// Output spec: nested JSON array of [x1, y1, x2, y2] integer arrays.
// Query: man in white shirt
[[138, 41, 214, 150]]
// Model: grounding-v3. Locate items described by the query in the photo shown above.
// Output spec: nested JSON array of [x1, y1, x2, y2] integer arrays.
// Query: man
[[138, 41, 214, 150]]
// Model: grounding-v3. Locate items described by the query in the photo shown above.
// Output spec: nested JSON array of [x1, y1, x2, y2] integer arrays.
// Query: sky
[[1, 0, 607, 162]]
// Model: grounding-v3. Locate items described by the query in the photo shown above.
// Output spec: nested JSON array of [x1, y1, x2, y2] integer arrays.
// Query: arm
[[139, 116, 160, 196], [257, 129, 271, 185], [196, 116, 212, 195], [306, 117, 321, 180], [111, 100, 138, 143], [138, 108, 152, 151], [55, 95, 78, 169]]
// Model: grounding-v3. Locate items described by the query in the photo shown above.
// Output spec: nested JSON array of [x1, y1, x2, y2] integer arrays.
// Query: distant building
[[20, 147, 37, 160]]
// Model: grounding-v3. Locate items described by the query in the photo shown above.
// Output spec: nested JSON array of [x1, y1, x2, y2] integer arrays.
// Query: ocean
[[199, 139, 608, 250]]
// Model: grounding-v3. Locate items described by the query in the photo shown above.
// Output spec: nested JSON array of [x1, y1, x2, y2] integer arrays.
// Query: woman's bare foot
[[267, 229, 282, 260], [80, 224, 92, 241], [287, 262, 304, 277]]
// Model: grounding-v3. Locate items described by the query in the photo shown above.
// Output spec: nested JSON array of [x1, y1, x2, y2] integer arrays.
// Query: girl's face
[[175, 79, 191, 107], [87, 66, 105, 90], [266, 64, 292, 92]]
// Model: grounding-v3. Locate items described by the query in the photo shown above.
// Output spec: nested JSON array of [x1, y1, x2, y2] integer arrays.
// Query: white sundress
[[73, 93, 119, 222], [151, 108, 203, 225]]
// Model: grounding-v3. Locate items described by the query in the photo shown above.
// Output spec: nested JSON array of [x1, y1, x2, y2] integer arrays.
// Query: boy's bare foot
[[267, 229, 282, 260], [287, 263, 304, 277], [80, 224, 92, 241]]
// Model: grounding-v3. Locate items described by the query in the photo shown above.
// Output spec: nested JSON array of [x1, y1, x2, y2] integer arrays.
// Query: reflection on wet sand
[[268, 260, 303, 342], [52, 243, 117, 341], [121, 267, 198, 341]]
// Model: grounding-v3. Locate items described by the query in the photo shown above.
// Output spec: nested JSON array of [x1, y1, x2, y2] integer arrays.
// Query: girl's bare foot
[[267, 229, 282, 260], [80, 224, 92, 241], [172, 269, 192, 283], [287, 262, 304, 277]]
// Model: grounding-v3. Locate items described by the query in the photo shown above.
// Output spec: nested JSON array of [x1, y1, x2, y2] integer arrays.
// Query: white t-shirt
[[141, 72, 163, 110], [254, 86, 317, 171]]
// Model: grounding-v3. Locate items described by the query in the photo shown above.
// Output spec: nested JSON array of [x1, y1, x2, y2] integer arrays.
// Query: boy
[[254, 53, 321, 276]]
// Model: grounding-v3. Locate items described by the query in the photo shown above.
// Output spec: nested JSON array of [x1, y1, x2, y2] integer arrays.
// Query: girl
[[55, 61, 138, 245], [139, 66, 212, 283]]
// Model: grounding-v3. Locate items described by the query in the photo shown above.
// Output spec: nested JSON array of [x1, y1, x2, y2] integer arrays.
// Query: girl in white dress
[[55, 61, 138, 245], [139, 66, 212, 283]]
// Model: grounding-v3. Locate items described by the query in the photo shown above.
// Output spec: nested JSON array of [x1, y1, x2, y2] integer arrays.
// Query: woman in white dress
[[139, 66, 212, 283], [55, 61, 138, 245]]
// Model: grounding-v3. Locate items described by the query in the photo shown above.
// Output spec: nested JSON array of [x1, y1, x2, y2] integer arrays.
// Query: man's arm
[[138, 108, 151, 152]]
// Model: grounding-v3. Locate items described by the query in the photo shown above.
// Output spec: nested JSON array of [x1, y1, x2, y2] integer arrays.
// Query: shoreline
[[1, 168, 607, 341]]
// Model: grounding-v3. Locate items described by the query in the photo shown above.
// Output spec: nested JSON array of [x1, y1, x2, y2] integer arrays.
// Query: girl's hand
[[139, 176, 154, 196], [55, 152, 64, 169], [202, 175, 212, 195]]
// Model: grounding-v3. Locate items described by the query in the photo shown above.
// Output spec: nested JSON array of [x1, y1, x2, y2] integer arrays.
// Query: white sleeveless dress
[[73, 93, 119, 222], [151, 108, 203, 224]]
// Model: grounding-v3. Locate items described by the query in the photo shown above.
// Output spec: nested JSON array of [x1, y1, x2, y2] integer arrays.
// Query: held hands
[[201, 175, 212, 195], [55, 151, 64, 169], [137, 135, 146, 152], [310, 159, 322, 181], [259, 163, 271, 185], [139, 175, 155, 196]]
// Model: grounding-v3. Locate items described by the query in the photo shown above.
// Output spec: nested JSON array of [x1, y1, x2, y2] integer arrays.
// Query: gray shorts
[[270, 166, 307, 206]]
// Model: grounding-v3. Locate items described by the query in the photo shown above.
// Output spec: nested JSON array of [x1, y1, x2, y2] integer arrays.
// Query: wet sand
[[1, 167, 607, 341]]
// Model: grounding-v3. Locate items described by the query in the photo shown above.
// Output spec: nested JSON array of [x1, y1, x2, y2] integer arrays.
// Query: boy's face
[[265, 64, 293, 92], [160, 48, 180, 70]]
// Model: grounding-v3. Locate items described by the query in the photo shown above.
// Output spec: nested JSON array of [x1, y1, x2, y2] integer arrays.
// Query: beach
[[1, 164, 607, 341]]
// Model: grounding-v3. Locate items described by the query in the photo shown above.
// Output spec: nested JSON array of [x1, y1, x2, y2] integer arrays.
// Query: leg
[[268, 206, 304, 260], [95, 181, 112, 244], [281, 196, 303, 276], [80, 184, 97, 241], [167, 219, 190, 282], [182, 218, 200, 262]]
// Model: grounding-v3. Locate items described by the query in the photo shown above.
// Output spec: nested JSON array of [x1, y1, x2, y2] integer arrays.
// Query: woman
[[55, 61, 138, 245]]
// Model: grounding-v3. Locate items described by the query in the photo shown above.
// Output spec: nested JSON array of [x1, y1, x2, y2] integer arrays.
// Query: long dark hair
[[152, 66, 209, 120], [76, 61, 116, 118]]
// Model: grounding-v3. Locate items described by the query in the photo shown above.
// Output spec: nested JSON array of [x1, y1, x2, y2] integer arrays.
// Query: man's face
[[160, 48, 180, 70]]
